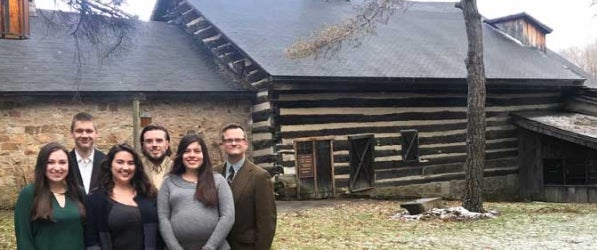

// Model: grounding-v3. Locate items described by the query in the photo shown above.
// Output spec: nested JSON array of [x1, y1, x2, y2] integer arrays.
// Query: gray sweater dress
[[158, 173, 234, 250]]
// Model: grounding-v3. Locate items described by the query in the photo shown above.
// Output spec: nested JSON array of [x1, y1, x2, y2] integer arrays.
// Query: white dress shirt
[[75, 149, 95, 194]]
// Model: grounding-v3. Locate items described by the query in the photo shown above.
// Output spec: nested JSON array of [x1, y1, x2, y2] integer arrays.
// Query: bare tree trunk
[[460, 0, 486, 212], [285, 0, 488, 211]]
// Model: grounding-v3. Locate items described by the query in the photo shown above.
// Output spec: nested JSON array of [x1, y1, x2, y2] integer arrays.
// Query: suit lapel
[[230, 161, 253, 205], [69, 150, 84, 189], [90, 150, 103, 190]]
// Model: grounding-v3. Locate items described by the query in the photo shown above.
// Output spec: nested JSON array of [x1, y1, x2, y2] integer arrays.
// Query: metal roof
[[182, 0, 584, 83]]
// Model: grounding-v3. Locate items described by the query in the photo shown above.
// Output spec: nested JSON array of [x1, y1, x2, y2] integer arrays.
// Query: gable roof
[[0, 11, 245, 93], [164, 0, 584, 85]]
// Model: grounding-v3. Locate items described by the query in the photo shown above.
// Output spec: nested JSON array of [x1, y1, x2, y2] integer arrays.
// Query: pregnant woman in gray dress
[[158, 134, 234, 250]]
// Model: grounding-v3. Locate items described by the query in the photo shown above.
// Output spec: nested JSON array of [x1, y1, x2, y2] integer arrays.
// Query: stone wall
[[0, 94, 252, 209]]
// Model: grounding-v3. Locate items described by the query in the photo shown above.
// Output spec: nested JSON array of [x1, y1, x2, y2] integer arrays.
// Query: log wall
[[566, 88, 597, 116], [273, 88, 563, 193]]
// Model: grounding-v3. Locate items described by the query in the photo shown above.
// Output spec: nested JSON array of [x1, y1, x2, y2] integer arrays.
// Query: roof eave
[[270, 75, 584, 86]]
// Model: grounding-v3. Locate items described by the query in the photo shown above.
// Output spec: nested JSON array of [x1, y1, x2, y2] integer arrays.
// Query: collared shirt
[[75, 149, 95, 194], [143, 157, 172, 189], [226, 157, 245, 182]]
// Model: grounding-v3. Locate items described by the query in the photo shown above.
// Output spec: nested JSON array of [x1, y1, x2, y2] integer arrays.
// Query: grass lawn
[[272, 199, 597, 249], [2, 199, 597, 249]]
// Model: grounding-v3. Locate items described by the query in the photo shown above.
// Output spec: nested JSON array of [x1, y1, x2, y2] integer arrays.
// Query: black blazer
[[70, 149, 106, 194]]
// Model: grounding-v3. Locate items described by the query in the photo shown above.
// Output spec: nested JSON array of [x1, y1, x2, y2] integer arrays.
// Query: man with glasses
[[140, 124, 172, 188], [215, 123, 277, 250]]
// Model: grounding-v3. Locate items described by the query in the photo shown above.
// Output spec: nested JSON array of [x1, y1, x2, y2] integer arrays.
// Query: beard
[[143, 150, 168, 165]]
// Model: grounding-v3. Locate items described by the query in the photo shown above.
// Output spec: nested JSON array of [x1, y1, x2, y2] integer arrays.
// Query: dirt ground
[[276, 198, 393, 212]]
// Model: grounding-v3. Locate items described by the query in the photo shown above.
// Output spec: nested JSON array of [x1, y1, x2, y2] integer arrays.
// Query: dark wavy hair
[[169, 134, 217, 207], [31, 142, 85, 221], [100, 143, 157, 200]]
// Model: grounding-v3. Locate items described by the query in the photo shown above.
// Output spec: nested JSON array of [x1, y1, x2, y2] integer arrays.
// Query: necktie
[[227, 166, 235, 184]]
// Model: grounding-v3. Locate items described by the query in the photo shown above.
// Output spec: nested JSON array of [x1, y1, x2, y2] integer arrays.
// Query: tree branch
[[285, 0, 409, 59]]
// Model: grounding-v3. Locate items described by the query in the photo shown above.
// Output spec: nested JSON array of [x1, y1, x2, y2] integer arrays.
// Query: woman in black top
[[85, 143, 163, 250]]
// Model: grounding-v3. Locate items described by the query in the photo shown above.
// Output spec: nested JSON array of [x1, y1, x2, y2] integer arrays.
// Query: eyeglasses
[[222, 138, 246, 144]]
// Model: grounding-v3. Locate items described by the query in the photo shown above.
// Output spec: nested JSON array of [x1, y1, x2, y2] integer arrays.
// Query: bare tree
[[560, 39, 597, 79], [287, 0, 488, 212], [457, 0, 486, 213], [41, 0, 137, 95]]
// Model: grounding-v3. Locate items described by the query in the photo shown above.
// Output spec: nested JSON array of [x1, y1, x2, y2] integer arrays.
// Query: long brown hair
[[100, 143, 157, 199], [170, 134, 217, 207], [31, 142, 85, 221]]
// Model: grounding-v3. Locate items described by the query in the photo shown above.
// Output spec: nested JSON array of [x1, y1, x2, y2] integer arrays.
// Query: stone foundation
[[355, 174, 520, 202]]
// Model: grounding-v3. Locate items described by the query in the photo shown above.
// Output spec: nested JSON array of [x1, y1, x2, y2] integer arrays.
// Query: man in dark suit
[[69, 112, 106, 194], [214, 123, 277, 250]]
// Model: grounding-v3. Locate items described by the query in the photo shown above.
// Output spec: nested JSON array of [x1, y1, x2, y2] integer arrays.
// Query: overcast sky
[[36, 0, 596, 51], [477, 0, 596, 51]]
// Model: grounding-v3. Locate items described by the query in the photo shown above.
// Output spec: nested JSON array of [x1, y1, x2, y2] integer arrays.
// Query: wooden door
[[314, 140, 334, 197], [295, 139, 335, 199], [348, 134, 374, 192], [0, 0, 30, 39]]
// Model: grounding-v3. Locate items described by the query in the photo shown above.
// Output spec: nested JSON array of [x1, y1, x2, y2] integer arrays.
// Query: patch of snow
[[391, 206, 499, 221]]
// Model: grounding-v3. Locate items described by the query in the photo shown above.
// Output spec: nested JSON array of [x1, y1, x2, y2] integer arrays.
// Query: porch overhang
[[511, 111, 597, 150]]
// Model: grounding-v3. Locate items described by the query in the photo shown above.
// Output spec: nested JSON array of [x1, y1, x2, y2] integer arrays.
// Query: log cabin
[[151, 0, 596, 201]]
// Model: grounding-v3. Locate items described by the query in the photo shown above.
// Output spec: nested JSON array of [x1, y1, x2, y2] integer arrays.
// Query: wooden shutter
[[1, 0, 30, 39], [401, 129, 419, 162]]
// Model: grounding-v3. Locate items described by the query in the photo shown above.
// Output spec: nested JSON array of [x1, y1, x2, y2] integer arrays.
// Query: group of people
[[14, 112, 277, 250]]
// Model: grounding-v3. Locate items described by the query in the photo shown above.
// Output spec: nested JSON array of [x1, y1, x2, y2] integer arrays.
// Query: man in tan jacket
[[214, 123, 277, 250], [140, 124, 172, 188]]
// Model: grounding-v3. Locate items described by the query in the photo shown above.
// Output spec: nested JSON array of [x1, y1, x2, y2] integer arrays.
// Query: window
[[400, 129, 419, 162], [543, 159, 597, 185], [543, 159, 564, 185]]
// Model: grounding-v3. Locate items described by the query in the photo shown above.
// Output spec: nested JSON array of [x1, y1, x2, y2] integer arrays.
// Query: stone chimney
[[485, 12, 552, 52], [0, 0, 30, 39]]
